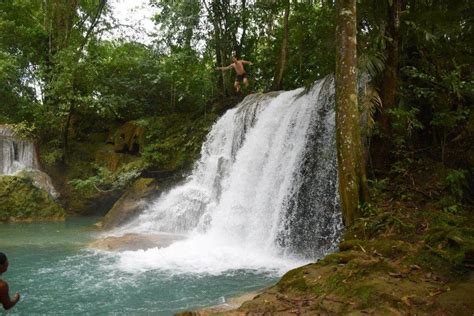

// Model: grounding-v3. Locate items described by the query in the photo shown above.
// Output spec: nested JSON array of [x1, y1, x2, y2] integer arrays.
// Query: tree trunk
[[373, 0, 401, 170], [272, 0, 290, 91], [60, 0, 106, 162], [205, 0, 227, 95], [335, 0, 368, 226], [62, 91, 75, 162], [235, 0, 247, 58]]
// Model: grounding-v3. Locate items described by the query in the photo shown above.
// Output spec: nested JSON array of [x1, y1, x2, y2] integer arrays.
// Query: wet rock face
[[99, 178, 160, 229], [107, 122, 145, 154], [0, 175, 65, 221]]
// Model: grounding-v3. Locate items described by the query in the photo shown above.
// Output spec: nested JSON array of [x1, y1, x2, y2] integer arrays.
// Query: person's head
[[232, 55, 238, 62], [0, 252, 8, 274]]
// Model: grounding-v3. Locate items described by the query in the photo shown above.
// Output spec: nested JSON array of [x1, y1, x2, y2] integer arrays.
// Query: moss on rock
[[0, 175, 65, 221]]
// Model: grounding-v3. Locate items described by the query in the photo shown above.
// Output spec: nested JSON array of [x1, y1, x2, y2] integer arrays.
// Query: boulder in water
[[88, 233, 184, 251]]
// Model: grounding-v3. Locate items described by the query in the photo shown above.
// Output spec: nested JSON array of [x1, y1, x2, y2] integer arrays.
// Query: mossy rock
[[0, 175, 65, 221], [277, 266, 311, 292]]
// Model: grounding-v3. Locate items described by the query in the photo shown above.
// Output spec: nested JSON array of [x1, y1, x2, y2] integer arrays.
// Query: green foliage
[[69, 164, 142, 194], [386, 106, 424, 174], [359, 202, 377, 218], [11, 122, 38, 139], [40, 139, 63, 167], [388, 106, 424, 137], [394, 0, 474, 164], [139, 113, 217, 172], [445, 169, 467, 200], [0, 0, 472, 191], [439, 169, 468, 213], [368, 178, 388, 194]]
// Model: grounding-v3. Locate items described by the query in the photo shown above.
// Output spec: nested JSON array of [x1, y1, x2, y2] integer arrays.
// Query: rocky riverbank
[[0, 175, 65, 221]]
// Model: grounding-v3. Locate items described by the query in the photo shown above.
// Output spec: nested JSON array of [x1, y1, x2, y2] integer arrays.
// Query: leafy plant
[[11, 122, 38, 139], [445, 169, 467, 200], [69, 164, 142, 193]]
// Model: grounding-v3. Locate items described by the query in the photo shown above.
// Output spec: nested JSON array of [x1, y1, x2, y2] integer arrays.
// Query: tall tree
[[335, 0, 368, 225], [373, 0, 401, 169], [234, 0, 247, 58], [272, 0, 290, 91], [61, 0, 107, 160]]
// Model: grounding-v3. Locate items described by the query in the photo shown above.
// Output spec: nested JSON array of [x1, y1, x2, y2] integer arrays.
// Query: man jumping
[[0, 252, 20, 310], [216, 55, 254, 92]]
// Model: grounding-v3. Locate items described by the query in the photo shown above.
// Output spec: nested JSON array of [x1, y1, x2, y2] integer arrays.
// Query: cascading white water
[[0, 125, 59, 198], [112, 77, 343, 274], [0, 126, 39, 175]]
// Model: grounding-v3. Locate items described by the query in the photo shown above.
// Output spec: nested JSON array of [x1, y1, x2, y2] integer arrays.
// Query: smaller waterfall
[[0, 125, 58, 198], [0, 126, 39, 175]]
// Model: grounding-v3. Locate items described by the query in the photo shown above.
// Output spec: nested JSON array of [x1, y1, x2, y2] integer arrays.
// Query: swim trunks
[[235, 73, 248, 82]]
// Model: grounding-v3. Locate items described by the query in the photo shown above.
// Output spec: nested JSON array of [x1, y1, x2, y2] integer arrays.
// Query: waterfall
[[0, 125, 59, 198], [0, 126, 39, 175], [113, 77, 343, 274]]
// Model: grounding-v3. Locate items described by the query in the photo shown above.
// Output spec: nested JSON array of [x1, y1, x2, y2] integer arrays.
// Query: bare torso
[[0, 279, 20, 310], [232, 60, 246, 75]]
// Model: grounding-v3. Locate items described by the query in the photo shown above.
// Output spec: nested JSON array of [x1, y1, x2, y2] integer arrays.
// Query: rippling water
[[0, 218, 278, 315]]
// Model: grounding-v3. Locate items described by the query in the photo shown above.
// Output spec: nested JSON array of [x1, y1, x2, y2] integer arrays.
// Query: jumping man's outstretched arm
[[242, 60, 254, 65], [216, 63, 234, 71], [0, 282, 19, 310]]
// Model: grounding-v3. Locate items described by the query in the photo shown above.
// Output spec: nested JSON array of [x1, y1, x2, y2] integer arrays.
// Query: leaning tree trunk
[[335, 0, 368, 226], [272, 0, 290, 91]]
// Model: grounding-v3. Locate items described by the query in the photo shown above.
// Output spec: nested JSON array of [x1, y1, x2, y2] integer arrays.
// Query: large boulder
[[0, 175, 65, 221], [98, 178, 159, 229]]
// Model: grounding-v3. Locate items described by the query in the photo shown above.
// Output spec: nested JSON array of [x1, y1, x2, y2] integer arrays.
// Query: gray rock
[[88, 233, 185, 251], [99, 178, 160, 229]]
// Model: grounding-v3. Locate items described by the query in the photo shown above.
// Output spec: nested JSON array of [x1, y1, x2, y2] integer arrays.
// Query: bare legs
[[234, 80, 241, 92], [234, 78, 249, 93]]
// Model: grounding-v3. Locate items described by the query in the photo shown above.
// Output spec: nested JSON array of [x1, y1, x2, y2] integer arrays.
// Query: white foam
[[115, 234, 307, 275]]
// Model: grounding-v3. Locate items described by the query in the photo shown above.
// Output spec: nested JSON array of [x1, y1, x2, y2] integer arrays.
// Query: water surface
[[0, 218, 278, 315]]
